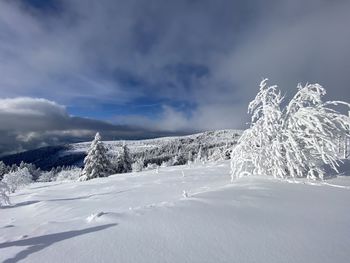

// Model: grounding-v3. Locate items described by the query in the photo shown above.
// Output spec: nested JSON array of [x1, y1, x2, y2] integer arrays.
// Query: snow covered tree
[[195, 145, 208, 163], [195, 146, 203, 163], [161, 159, 172, 167], [114, 143, 132, 173], [121, 143, 132, 172], [9, 164, 18, 173], [0, 181, 10, 206], [37, 170, 57, 182], [79, 132, 113, 181], [172, 151, 186, 166], [231, 79, 350, 181], [341, 111, 350, 158], [18, 161, 41, 181], [56, 167, 82, 182], [0, 161, 9, 180], [208, 147, 226, 162], [187, 151, 194, 164], [145, 163, 158, 170], [132, 158, 144, 172], [231, 79, 283, 179], [282, 83, 350, 179], [172, 155, 179, 165], [2, 167, 33, 193]]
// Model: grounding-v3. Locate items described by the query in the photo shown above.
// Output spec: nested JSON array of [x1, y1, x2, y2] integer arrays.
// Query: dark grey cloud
[[0, 0, 349, 151], [0, 0, 260, 102]]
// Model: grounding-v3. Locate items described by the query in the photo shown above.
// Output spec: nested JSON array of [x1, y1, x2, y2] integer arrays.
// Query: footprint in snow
[[2, 224, 15, 228], [86, 212, 106, 223], [86, 212, 121, 223]]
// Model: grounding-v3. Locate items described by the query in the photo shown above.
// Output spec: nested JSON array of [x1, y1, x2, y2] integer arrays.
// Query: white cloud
[[0, 97, 67, 117]]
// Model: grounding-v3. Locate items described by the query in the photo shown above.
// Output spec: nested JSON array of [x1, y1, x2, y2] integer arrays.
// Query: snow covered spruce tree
[[132, 158, 144, 172], [187, 151, 194, 164], [79, 132, 113, 181], [0, 161, 9, 180], [195, 146, 203, 163], [114, 143, 132, 173], [0, 181, 10, 206], [231, 79, 350, 181]]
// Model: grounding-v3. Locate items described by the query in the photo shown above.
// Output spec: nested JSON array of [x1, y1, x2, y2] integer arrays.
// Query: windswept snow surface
[[1, 161, 350, 263]]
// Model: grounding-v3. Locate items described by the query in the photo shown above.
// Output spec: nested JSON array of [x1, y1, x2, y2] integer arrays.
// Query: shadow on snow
[[0, 223, 117, 263], [1, 189, 132, 209]]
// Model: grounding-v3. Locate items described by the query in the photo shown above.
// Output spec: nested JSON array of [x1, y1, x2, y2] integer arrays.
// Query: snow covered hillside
[[1, 160, 350, 263], [0, 129, 242, 170], [70, 129, 242, 164]]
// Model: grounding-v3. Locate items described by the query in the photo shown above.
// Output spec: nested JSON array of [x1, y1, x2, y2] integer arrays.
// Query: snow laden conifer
[[0, 161, 9, 180], [132, 158, 144, 172], [231, 79, 350, 181], [0, 181, 10, 206], [187, 151, 194, 165], [79, 132, 112, 181], [115, 143, 132, 173], [195, 146, 203, 163]]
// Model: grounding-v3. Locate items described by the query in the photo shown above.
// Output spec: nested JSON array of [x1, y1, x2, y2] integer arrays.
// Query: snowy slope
[[1, 160, 350, 263]]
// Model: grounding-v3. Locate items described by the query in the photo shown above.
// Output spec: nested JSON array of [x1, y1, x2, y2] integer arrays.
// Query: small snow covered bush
[[0, 181, 10, 206], [145, 163, 158, 170], [161, 159, 172, 167], [37, 171, 57, 182], [231, 79, 350, 181], [56, 168, 82, 182], [208, 147, 231, 162], [2, 167, 33, 193], [132, 159, 144, 172]]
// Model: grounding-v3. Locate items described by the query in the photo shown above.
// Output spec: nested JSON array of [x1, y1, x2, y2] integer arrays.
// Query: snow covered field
[[1, 160, 350, 263]]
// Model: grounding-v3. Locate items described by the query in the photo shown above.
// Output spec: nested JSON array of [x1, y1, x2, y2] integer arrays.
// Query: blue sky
[[0, 0, 349, 154]]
